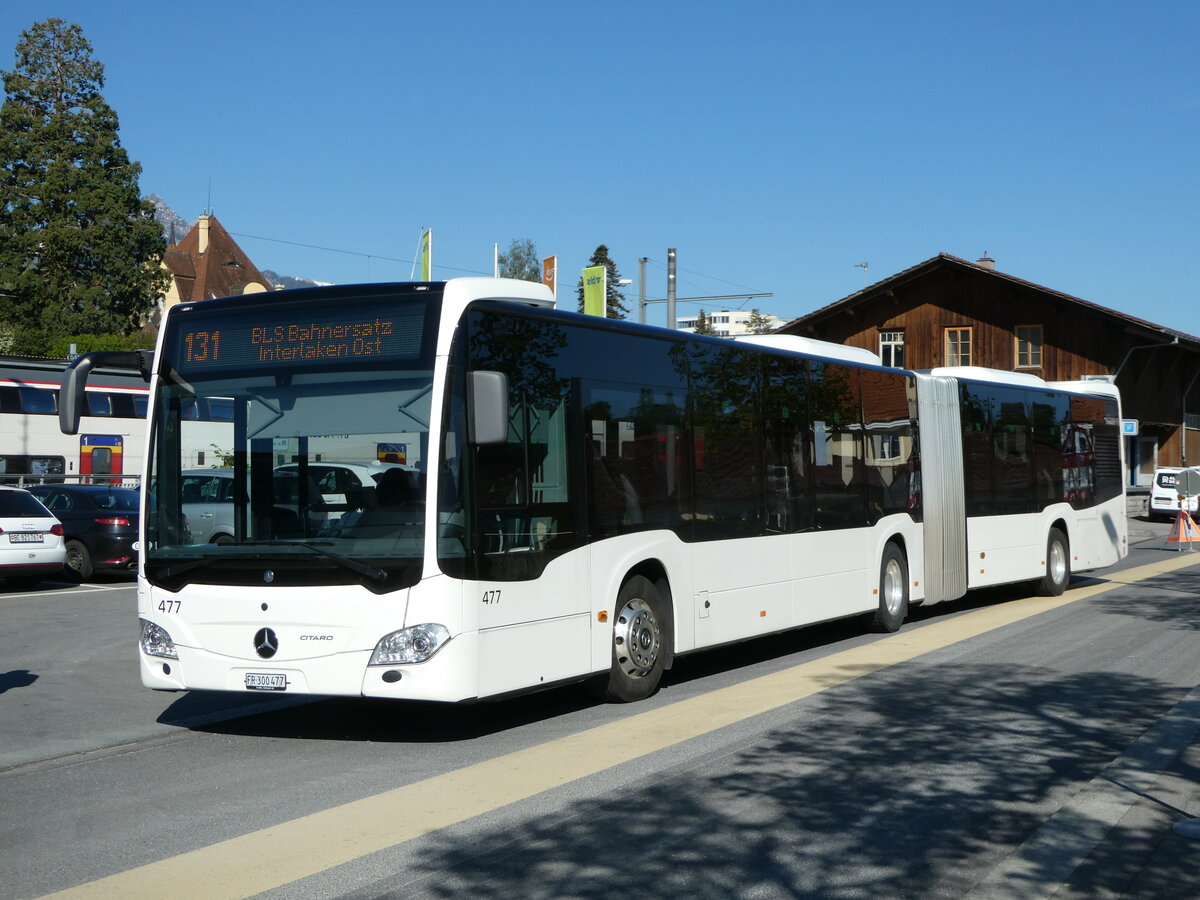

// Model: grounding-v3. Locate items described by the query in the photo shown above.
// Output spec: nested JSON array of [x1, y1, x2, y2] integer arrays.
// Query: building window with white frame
[[1015, 325, 1042, 368], [944, 327, 972, 366], [879, 330, 905, 367]]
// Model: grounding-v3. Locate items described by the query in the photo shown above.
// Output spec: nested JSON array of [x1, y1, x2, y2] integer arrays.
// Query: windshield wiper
[[244, 541, 388, 584], [155, 557, 217, 579]]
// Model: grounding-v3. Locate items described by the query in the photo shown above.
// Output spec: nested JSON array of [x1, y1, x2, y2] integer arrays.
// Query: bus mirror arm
[[467, 370, 509, 445], [59, 349, 154, 435]]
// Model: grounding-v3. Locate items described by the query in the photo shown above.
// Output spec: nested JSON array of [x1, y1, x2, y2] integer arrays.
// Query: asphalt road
[[3, 522, 1200, 899]]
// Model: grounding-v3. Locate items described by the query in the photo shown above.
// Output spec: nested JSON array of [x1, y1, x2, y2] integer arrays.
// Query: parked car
[[0, 486, 66, 589], [273, 461, 420, 529], [182, 468, 236, 544], [273, 461, 415, 509], [1149, 467, 1200, 520], [173, 463, 420, 543], [26, 484, 140, 579]]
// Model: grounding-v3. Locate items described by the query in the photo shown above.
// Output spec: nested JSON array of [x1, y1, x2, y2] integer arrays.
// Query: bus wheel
[[870, 543, 908, 633], [65, 540, 94, 580], [600, 575, 668, 702], [1037, 528, 1070, 596]]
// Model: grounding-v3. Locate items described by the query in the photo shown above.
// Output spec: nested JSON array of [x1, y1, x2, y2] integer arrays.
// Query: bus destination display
[[174, 304, 426, 371]]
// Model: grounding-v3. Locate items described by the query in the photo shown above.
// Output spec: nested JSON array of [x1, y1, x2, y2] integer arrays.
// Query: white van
[[1149, 467, 1200, 520]]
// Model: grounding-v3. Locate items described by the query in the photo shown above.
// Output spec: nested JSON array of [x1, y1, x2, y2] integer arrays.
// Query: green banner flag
[[420, 229, 432, 281], [582, 265, 606, 317]]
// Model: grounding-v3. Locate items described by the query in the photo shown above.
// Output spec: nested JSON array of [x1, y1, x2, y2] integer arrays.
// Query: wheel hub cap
[[883, 559, 904, 615], [613, 597, 661, 677]]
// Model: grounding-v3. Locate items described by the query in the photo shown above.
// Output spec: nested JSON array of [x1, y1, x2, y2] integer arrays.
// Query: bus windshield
[[144, 288, 443, 592]]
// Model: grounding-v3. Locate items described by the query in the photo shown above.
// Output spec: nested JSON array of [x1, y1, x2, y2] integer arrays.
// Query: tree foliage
[[47, 331, 152, 357], [745, 309, 776, 334], [691, 310, 718, 336], [497, 238, 542, 283], [0, 18, 167, 355], [575, 244, 628, 318]]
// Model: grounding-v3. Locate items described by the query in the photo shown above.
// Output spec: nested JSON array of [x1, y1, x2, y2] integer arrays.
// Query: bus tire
[[1037, 527, 1070, 596], [599, 575, 669, 703], [870, 543, 908, 633], [65, 540, 93, 580]]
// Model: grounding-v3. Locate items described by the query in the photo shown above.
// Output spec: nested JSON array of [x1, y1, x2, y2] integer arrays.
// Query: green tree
[[691, 310, 718, 336], [0, 18, 167, 354], [497, 238, 542, 282], [745, 309, 776, 334], [575, 244, 628, 318]]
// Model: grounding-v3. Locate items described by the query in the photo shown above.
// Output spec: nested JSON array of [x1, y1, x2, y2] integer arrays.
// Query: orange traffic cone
[[1164, 509, 1200, 551]]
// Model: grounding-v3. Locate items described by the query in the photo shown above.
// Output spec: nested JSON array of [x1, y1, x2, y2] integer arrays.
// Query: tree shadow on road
[[370, 662, 1198, 900], [1090, 570, 1200, 631]]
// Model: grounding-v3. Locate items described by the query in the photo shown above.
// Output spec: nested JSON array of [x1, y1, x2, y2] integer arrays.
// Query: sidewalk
[[1127, 511, 1175, 546], [1038, 512, 1200, 898]]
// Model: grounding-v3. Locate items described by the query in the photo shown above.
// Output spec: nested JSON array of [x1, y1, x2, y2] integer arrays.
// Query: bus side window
[[584, 383, 685, 540], [861, 369, 918, 523], [809, 362, 866, 530], [763, 356, 811, 533], [690, 344, 766, 540]]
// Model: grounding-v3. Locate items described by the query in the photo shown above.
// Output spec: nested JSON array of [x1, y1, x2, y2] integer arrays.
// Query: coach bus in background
[[59, 278, 1127, 704]]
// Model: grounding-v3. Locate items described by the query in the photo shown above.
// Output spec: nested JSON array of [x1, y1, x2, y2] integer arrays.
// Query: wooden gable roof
[[783, 253, 1200, 348]]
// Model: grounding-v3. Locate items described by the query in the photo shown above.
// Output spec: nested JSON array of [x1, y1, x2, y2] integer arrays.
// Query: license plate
[[9, 533, 43, 543], [244, 672, 287, 691]]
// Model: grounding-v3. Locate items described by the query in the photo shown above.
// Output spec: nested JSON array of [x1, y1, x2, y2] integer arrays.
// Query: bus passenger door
[[472, 387, 592, 695]]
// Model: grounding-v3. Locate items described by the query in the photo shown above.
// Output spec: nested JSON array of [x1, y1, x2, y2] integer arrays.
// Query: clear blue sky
[[3, 1, 1198, 333]]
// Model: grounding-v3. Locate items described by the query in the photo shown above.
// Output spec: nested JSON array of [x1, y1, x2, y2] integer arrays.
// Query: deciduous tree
[[497, 238, 542, 283]]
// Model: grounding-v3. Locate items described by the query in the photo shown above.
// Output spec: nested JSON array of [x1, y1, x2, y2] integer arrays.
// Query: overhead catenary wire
[[227, 231, 492, 277], [228, 232, 769, 304]]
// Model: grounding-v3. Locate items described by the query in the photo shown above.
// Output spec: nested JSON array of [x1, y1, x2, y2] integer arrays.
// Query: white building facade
[[676, 309, 785, 336]]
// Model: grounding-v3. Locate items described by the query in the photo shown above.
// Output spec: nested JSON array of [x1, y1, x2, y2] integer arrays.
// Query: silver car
[[181, 469, 236, 544]]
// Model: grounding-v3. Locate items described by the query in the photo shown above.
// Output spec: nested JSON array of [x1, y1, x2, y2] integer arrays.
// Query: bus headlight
[[369, 624, 451, 665], [140, 618, 179, 659]]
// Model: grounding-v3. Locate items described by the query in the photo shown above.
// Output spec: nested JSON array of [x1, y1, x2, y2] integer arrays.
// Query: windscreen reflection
[[146, 366, 435, 584]]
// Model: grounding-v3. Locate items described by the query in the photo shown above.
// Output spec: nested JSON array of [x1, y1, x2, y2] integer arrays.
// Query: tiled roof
[[163, 215, 272, 302]]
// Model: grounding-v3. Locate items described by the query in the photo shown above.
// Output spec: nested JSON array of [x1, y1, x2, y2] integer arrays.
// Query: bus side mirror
[[467, 370, 509, 445], [59, 350, 154, 435]]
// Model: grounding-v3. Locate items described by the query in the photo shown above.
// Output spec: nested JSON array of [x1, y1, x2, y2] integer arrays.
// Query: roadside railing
[[0, 474, 142, 489]]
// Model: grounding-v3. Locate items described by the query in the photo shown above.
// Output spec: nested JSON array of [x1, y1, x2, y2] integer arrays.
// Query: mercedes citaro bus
[[59, 278, 1127, 703]]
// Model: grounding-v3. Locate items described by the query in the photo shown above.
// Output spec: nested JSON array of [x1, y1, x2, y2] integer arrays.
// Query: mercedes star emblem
[[254, 627, 278, 659]]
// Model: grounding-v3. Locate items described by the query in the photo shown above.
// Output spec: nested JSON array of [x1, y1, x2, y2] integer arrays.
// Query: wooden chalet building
[[779, 253, 1200, 487]]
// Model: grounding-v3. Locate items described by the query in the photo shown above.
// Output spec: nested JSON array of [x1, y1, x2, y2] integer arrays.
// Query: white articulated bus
[[59, 278, 1127, 703]]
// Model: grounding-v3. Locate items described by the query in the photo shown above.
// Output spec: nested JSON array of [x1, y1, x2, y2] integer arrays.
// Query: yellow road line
[[41, 553, 1200, 900]]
